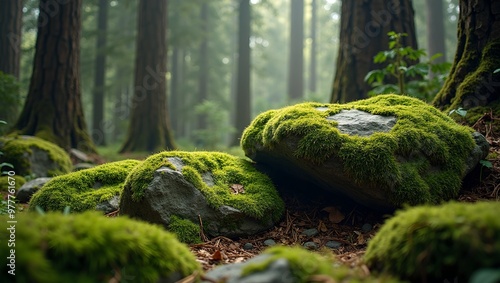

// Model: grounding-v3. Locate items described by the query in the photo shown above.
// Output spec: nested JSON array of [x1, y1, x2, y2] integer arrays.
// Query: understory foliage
[[365, 201, 500, 282], [365, 32, 451, 101], [0, 211, 201, 282]]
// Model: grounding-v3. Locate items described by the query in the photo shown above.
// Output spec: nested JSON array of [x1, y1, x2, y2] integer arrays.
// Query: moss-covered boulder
[[242, 94, 488, 210], [0, 135, 72, 177], [0, 175, 26, 192], [120, 151, 284, 241], [364, 201, 500, 281], [204, 246, 400, 283], [29, 159, 141, 213], [0, 211, 201, 283]]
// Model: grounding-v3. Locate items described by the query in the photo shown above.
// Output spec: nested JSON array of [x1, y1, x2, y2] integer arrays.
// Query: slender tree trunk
[[170, 46, 181, 136], [197, 2, 209, 133], [120, 0, 175, 152], [0, 0, 22, 79], [92, 0, 108, 146], [288, 0, 304, 102], [425, 0, 446, 63], [433, 0, 500, 111], [309, 0, 317, 93], [330, 0, 418, 103], [14, 0, 96, 153], [232, 0, 251, 146]]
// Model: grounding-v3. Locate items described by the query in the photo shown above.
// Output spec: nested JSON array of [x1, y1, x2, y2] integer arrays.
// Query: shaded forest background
[[6, 0, 460, 154]]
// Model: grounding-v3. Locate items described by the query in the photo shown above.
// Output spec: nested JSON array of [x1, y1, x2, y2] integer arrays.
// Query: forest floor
[[187, 111, 500, 272]]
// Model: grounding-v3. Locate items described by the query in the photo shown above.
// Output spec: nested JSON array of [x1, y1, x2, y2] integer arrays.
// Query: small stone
[[243, 243, 254, 250], [264, 239, 276, 246], [301, 228, 319, 237], [303, 241, 319, 250], [361, 223, 373, 233], [325, 241, 342, 249]]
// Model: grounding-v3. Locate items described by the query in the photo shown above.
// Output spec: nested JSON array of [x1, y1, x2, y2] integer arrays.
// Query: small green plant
[[365, 32, 451, 101]]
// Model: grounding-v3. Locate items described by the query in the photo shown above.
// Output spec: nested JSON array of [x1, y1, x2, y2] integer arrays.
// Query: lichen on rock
[[120, 151, 284, 240], [241, 94, 486, 210], [0, 135, 72, 177], [0, 211, 201, 283], [29, 159, 141, 213], [364, 201, 500, 282]]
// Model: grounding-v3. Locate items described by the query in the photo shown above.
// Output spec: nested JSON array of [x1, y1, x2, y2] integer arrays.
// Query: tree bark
[[309, 0, 317, 93], [92, 0, 108, 146], [425, 0, 446, 63], [433, 0, 500, 111], [0, 0, 22, 79], [120, 0, 175, 153], [288, 0, 304, 102], [232, 0, 251, 146], [14, 0, 96, 153], [330, 0, 418, 103]]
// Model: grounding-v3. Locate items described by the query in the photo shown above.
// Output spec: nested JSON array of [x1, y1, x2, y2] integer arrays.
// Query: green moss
[[0, 135, 72, 177], [242, 246, 400, 283], [168, 215, 201, 244], [124, 151, 284, 223], [364, 201, 500, 281], [241, 94, 476, 206], [0, 175, 26, 192], [29, 159, 141, 212], [0, 211, 201, 282]]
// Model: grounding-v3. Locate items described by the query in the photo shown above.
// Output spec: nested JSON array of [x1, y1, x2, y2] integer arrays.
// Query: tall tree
[[425, 0, 446, 63], [288, 0, 304, 101], [309, 0, 317, 93], [0, 0, 22, 79], [197, 2, 209, 133], [433, 0, 500, 110], [232, 0, 251, 146], [92, 0, 108, 146], [120, 0, 175, 152], [330, 0, 418, 103], [14, 0, 96, 152]]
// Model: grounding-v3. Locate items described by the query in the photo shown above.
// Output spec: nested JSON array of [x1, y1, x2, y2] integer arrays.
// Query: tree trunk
[[0, 0, 22, 79], [309, 0, 317, 93], [288, 0, 304, 102], [120, 0, 175, 153], [197, 2, 209, 133], [170, 46, 181, 137], [14, 0, 96, 153], [92, 0, 108, 146], [425, 0, 446, 63], [330, 0, 418, 103], [433, 0, 500, 111], [232, 0, 251, 146]]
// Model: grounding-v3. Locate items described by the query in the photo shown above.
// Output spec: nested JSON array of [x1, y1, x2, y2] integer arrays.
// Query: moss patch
[[0, 211, 201, 282], [243, 246, 400, 282], [0, 135, 72, 177], [0, 175, 26, 192], [124, 151, 284, 224], [242, 94, 476, 206], [364, 201, 500, 281], [29, 159, 141, 212], [168, 215, 202, 244]]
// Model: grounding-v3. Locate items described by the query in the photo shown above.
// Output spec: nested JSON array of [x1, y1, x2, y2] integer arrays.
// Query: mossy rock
[[29, 159, 141, 213], [0, 211, 201, 282], [364, 201, 500, 281], [0, 135, 72, 177], [120, 151, 284, 241], [0, 175, 26, 192], [241, 94, 484, 210], [205, 246, 401, 283]]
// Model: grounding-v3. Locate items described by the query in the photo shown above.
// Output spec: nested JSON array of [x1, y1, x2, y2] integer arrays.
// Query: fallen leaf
[[211, 250, 222, 261], [318, 220, 328, 232], [230, 184, 245, 194], [322, 206, 345, 223]]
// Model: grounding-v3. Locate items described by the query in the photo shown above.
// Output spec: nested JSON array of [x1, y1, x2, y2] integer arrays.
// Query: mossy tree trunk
[[330, 0, 418, 103], [120, 0, 175, 153], [14, 0, 96, 153], [433, 0, 500, 111]]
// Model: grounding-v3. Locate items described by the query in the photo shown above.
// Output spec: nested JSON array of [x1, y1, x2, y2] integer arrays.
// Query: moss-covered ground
[[29, 159, 141, 212], [0, 211, 201, 282], [242, 94, 476, 207]]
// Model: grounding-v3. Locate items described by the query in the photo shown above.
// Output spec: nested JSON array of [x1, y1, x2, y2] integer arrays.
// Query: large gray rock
[[241, 95, 490, 211], [16, 177, 52, 203], [119, 152, 285, 240]]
